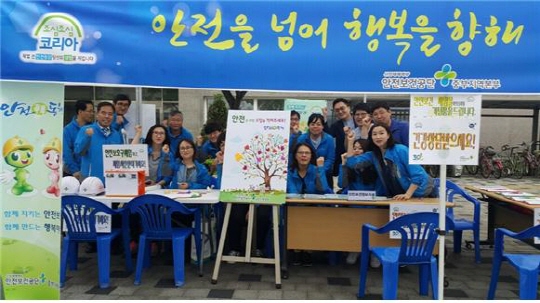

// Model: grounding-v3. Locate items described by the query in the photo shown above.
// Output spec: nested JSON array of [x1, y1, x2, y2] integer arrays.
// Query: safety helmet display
[[79, 177, 105, 196], [61, 176, 80, 195]]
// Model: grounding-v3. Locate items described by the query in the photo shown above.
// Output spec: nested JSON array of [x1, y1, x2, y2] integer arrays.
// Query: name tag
[[348, 190, 376, 201]]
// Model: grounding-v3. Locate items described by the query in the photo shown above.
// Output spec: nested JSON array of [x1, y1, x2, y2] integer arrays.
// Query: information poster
[[284, 99, 327, 133], [389, 203, 439, 239], [0, 81, 63, 299], [219, 110, 290, 204], [102, 144, 149, 175], [409, 95, 481, 165]]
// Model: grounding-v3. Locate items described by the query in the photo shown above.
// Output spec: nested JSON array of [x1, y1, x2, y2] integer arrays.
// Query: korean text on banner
[[219, 110, 290, 204]]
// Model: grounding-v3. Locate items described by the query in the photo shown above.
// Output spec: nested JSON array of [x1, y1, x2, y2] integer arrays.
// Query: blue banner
[[1, 1, 539, 93]]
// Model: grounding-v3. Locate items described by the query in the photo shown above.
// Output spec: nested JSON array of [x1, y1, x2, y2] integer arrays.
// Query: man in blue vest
[[63, 100, 94, 180], [75, 102, 123, 183]]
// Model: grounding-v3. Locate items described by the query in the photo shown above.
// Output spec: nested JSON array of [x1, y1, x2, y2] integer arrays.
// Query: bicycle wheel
[[480, 160, 492, 178], [513, 159, 524, 179], [465, 165, 478, 175], [492, 165, 502, 179]]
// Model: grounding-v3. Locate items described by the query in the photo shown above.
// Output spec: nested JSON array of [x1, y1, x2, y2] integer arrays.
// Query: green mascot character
[[3, 136, 35, 195]]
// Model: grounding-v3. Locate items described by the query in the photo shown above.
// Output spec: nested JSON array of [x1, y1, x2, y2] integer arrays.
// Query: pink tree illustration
[[236, 133, 288, 190]]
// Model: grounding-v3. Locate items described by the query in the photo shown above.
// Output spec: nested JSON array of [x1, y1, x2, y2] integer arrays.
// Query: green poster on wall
[[0, 81, 64, 299]]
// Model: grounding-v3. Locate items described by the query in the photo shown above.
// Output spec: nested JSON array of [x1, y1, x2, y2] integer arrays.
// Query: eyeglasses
[[179, 147, 193, 151], [290, 117, 300, 122], [296, 151, 311, 155], [153, 131, 165, 136]]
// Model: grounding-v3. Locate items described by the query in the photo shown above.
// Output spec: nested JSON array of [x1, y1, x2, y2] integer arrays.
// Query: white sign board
[[219, 110, 290, 204], [284, 99, 327, 133], [389, 203, 439, 239], [348, 190, 376, 201], [102, 144, 149, 176], [535, 208, 540, 244], [409, 95, 481, 165]]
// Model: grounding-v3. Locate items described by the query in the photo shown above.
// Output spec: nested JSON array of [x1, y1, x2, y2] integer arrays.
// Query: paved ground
[[60, 175, 540, 300]]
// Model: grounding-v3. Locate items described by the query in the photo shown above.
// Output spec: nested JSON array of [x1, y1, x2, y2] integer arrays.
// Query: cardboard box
[[105, 170, 145, 197]]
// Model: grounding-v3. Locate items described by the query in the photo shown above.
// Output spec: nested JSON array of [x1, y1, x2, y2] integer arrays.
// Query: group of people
[[62, 95, 437, 265], [285, 98, 437, 265]]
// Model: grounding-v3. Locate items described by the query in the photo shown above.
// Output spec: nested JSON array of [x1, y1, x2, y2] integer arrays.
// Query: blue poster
[[1, 1, 540, 93]]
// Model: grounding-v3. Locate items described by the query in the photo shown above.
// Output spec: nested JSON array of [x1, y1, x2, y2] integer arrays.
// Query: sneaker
[[226, 250, 240, 264], [346, 252, 359, 265], [301, 252, 313, 267], [291, 251, 302, 266], [252, 249, 264, 258], [370, 254, 381, 268]]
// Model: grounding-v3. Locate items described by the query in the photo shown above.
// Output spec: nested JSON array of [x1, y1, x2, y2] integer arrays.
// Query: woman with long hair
[[346, 123, 437, 200], [132, 124, 173, 188]]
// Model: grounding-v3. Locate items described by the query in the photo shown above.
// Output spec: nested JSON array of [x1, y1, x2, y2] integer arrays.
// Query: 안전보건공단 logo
[[19, 13, 97, 65]]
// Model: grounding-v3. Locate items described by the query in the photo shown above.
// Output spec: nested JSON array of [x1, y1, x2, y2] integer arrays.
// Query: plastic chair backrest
[[498, 224, 540, 245], [125, 194, 196, 237], [377, 212, 439, 264], [62, 195, 117, 239]]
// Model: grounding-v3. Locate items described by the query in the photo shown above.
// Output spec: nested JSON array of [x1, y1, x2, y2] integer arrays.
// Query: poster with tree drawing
[[219, 110, 290, 204]]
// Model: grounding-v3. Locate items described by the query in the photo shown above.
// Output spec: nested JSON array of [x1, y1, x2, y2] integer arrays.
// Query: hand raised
[[316, 156, 325, 167]]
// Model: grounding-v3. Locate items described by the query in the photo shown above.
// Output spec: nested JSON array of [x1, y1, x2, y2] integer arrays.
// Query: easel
[[211, 202, 282, 289]]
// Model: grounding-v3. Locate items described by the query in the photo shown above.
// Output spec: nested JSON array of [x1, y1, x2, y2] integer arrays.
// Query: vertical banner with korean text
[[0, 81, 63, 299], [284, 99, 328, 133], [409, 95, 482, 165], [220, 110, 290, 204]]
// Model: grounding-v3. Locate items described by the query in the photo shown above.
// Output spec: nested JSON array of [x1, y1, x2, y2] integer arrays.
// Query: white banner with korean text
[[409, 95, 481, 165]]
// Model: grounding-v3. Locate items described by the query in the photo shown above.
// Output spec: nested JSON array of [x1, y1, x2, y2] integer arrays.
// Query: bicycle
[[499, 144, 524, 179], [479, 146, 502, 179]]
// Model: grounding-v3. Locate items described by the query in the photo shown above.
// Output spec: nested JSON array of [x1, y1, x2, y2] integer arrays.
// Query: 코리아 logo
[[19, 13, 97, 65]]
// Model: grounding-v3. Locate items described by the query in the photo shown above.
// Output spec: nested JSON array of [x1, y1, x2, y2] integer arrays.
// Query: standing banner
[[284, 99, 327, 133], [409, 94, 481, 165], [0, 81, 63, 299], [220, 110, 290, 204]]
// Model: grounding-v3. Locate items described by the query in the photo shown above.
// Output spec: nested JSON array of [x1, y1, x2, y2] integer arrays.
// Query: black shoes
[[292, 251, 312, 266]]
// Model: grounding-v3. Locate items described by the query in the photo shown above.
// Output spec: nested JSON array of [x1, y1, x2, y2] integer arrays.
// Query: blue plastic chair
[[358, 212, 439, 300], [125, 194, 201, 287], [444, 180, 482, 263], [60, 195, 132, 288], [487, 225, 540, 300]]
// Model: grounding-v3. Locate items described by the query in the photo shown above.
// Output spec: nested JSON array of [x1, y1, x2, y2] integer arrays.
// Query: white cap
[[61, 176, 80, 195], [79, 177, 105, 196]]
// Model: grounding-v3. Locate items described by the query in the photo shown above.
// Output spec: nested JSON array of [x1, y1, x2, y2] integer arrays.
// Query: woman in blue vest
[[295, 113, 336, 189], [170, 139, 212, 189], [346, 124, 437, 199], [133, 124, 173, 189], [286, 142, 332, 266], [338, 138, 378, 194]]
